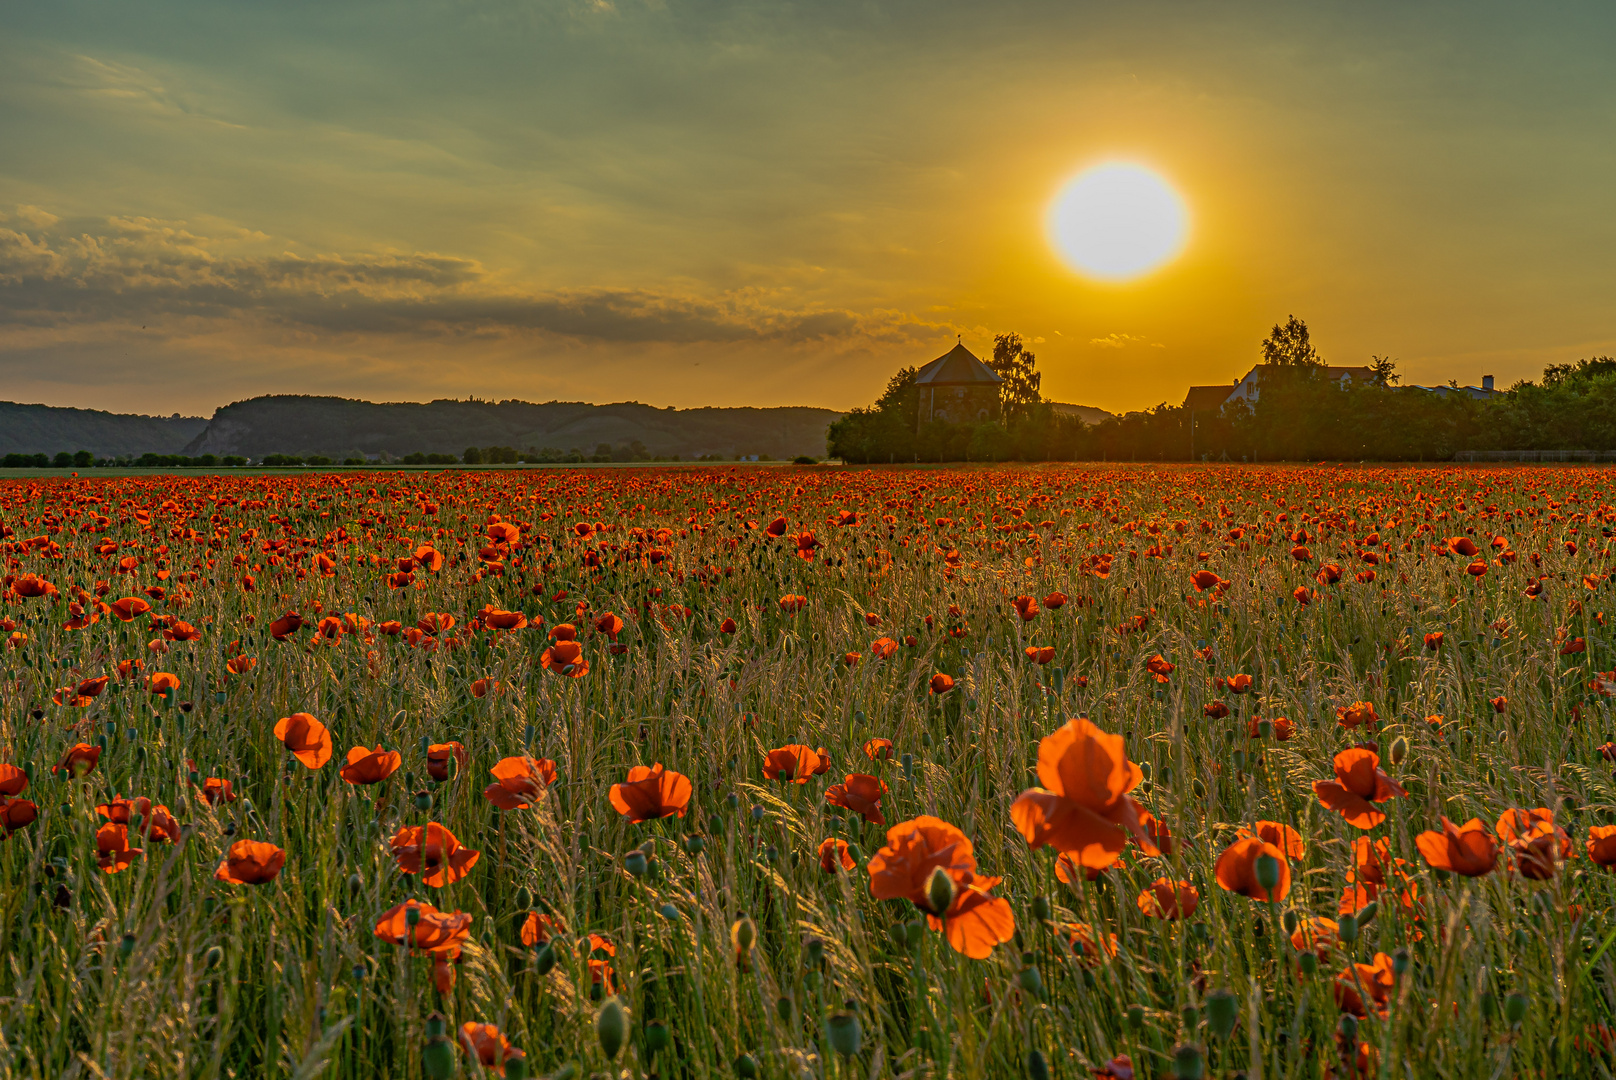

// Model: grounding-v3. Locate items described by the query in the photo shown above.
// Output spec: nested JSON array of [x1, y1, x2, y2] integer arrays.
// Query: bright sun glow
[[1047, 162, 1189, 281]]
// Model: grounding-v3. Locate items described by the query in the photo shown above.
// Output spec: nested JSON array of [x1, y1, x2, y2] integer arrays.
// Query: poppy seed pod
[[412, 790, 432, 812], [1173, 1043, 1205, 1080], [1338, 1014, 1358, 1043], [1504, 991, 1527, 1025], [1253, 854, 1282, 892], [1337, 913, 1359, 942], [925, 865, 957, 917], [1389, 735, 1409, 765], [1298, 952, 1318, 976], [420, 1035, 455, 1080], [1205, 989, 1238, 1040], [825, 1010, 862, 1057], [595, 996, 627, 1060], [734, 1053, 759, 1078], [1127, 1004, 1145, 1029], [622, 850, 648, 878]]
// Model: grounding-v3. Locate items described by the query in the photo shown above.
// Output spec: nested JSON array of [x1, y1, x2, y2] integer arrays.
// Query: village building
[[1182, 365, 1498, 411], [915, 342, 1003, 424]]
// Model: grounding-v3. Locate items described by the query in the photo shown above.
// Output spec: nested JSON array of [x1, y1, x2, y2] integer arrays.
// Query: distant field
[[1, 463, 1612, 1078]]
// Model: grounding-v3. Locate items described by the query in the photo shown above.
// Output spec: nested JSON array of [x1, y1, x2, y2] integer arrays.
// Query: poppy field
[[3, 463, 1616, 1080]]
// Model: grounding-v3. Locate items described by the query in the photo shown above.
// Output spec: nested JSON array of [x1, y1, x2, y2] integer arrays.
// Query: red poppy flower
[[215, 839, 287, 884], [826, 773, 888, 825], [340, 745, 403, 785], [390, 822, 481, 887], [274, 713, 334, 769], [608, 763, 692, 822]]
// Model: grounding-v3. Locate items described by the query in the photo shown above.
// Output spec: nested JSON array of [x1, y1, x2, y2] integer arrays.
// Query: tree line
[[828, 320, 1616, 463]]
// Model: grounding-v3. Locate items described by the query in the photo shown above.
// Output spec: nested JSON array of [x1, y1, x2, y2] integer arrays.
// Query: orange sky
[[2, 2, 1613, 417]]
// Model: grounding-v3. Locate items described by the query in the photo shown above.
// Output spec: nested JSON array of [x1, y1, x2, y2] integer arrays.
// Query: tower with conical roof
[[914, 342, 1004, 425]]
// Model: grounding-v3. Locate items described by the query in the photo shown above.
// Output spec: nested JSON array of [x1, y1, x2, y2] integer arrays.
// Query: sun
[[1047, 162, 1189, 282]]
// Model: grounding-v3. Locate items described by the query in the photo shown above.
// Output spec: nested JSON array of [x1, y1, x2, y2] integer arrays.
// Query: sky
[[1, 0, 1613, 418]]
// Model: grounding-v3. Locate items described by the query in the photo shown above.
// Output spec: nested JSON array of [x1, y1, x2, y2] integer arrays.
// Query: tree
[[1260, 316, 1323, 368], [1368, 355, 1399, 387], [989, 333, 1042, 422], [462, 447, 484, 465]]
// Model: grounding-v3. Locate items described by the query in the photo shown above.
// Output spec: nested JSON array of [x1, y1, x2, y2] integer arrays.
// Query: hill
[[183, 395, 843, 461], [1047, 402, 1113, 425], [0, 402, 208, 457]]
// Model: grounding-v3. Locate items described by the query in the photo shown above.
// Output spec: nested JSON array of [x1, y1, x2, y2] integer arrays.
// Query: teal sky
[[1, 1, 1612, 416]]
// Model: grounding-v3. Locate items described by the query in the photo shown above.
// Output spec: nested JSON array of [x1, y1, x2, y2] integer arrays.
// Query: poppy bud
[[659, 903, 679, 921], [1205, 989, 1238, 1040], [902, 753, 914, 781], [1257, 719, 1273, 739], [1338, 1014, 1358, 1043], [623, 850, 648, 878], [1173, 1043, 1205, 1080], [1281, 910, 1299, 934], [1032, 894, 1053, 921], [412, 790, 432, 812], [1356, 901, 1378, 926], [1337, 913, 1359, 943], [1017, 964, 1046, 998], [764, 845, 779, 863], [515, 886, 532, 910], [1480, 990, 1498, 1019], [645, 1020, 671, 1055], [1504, 991, 1527, 1025], [845, 843, 862, 861], [595, 996, 627, 1060], [905, 919, 924, 948], [421, 1036, 455, 1080], [1389, 735, 1409, 765], [734, 1053, 759, 1078], [826, 1009, 862, 1058], [731, 915, 756, 953], [1127, 1004, 1145, 1029], [805, 938, 824, 967], [726, 792, 739, 810], [203, 945, 223, 970], [925, 866, 957, 916], [347, 873, 362, 894], [406, 905, 422, 928], [1392, 947, 1410, 976], [776, 996, 793, 1021], [708, 814, 724, 835], [1253, 854, 1281, 893], [1192, 778, 1207, 799], [533, 941, 557, 974], [1026, 1049, 1051, 1080], [1298, 952, 1317, 976], [505, 1050, 529, 1080]]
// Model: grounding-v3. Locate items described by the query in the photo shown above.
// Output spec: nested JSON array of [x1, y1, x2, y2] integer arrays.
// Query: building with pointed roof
[[915, 342, 1003, 424]]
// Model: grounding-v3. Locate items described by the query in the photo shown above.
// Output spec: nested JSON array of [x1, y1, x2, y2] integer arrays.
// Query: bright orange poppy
[[1010, 717, 1149, 870]]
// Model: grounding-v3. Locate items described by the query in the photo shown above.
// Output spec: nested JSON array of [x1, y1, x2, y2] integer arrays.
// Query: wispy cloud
[[0, 213, 936, 347], [1090, 332, 1157, 349]]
